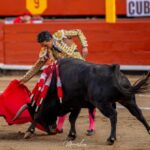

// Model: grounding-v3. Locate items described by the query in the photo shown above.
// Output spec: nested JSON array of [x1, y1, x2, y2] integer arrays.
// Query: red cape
[[0, 80, 49, 132], [0, 80, 32, 124]]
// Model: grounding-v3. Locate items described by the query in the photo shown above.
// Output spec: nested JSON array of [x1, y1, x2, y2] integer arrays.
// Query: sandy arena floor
[[0, 74, 150, 150]]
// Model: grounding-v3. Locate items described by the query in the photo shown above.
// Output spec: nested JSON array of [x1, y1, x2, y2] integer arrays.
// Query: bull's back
[[58, 58, 132, 100]]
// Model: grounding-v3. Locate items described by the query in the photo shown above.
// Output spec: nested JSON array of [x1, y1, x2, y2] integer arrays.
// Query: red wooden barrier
[[4, 19, 150, 65], [0, 22, 4, 63], [0, 0, 126, 16]]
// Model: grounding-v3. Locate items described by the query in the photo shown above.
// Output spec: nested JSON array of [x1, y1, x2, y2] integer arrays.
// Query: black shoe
[[86, 129, 95, 136], [56, 128, 63, 134], [48, 125, 57, 135]]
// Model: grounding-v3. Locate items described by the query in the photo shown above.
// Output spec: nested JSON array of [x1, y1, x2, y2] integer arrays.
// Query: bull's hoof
[[106, 137, 116, 145], [47, 128, 57, 135], [47, 125, 57, 135], [67, 133, 76, 141], [47, 131, 57, 135], [24, 131, 33, 139]]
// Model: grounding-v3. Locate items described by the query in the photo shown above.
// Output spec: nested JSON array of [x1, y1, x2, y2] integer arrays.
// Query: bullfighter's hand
[[19, 79, 25, 85], [82, 47, 88, 58]]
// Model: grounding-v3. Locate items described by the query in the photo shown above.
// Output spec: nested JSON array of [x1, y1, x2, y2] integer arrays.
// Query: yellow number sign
[[26, 0, 47, 15]]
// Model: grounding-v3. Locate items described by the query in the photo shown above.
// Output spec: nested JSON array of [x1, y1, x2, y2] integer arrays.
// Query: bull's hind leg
[[119, 95, 150, 134], [67, 108, 81, 141], [97, 102, 117, 145]]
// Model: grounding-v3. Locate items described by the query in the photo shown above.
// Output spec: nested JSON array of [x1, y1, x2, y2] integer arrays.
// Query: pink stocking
[[57, 115, 66, 130], [88, 108, 96, 130]]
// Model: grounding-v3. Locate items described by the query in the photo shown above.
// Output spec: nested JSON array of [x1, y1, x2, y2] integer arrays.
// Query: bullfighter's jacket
[[21, 29, 88, 83]]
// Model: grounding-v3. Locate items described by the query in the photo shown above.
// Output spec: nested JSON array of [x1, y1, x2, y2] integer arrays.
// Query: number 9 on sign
[[34, 0, 40, 8], [26, 0, 47, 15]]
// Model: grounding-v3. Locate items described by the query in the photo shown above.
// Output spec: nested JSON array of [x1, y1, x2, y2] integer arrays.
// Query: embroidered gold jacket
[[21, 29, 88, 83]]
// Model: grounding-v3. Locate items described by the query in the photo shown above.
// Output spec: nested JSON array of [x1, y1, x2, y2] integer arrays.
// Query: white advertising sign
[[127, 0, 150, 17]]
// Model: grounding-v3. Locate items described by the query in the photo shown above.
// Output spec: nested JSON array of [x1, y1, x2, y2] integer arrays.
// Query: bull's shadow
[[0, 131, 24, 140], [14, 58, 150, 145]]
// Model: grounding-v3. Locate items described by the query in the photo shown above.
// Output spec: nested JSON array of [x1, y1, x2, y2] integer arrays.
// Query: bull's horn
[[12, 104, 28, 121]]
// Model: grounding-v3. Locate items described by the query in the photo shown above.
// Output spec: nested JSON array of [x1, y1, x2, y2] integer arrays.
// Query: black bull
[[14, 58, 150, 145]]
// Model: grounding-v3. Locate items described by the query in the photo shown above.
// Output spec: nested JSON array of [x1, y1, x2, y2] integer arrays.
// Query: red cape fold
[[0, 80, 45, 131]]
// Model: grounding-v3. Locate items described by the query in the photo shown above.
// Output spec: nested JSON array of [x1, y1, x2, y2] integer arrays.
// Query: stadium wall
[[2, 19, 150, 68], [0, 0, 126, 16]]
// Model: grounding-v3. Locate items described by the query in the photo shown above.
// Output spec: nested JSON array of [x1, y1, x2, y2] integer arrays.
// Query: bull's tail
[[130, 72, 150, 94], [114, 65, 150, 96]]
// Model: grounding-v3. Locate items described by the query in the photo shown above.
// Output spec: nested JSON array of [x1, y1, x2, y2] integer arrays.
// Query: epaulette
[[53, 30, 65, 41]]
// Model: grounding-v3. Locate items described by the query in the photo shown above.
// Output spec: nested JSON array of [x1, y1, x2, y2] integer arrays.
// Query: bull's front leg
[[24, 120, 56, 139], [67, 108, 81, 141]]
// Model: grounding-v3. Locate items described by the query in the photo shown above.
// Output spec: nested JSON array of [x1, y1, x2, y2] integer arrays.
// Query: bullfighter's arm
[[53, 29, 88, 48], [20, 48, 49, 83]]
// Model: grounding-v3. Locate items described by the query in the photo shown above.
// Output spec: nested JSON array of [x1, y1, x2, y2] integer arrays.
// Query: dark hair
[[37, 31, 52, 43]]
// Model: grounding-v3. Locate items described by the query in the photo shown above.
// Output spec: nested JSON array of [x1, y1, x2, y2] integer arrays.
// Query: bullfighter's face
[[40, 39, 53, 49]]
